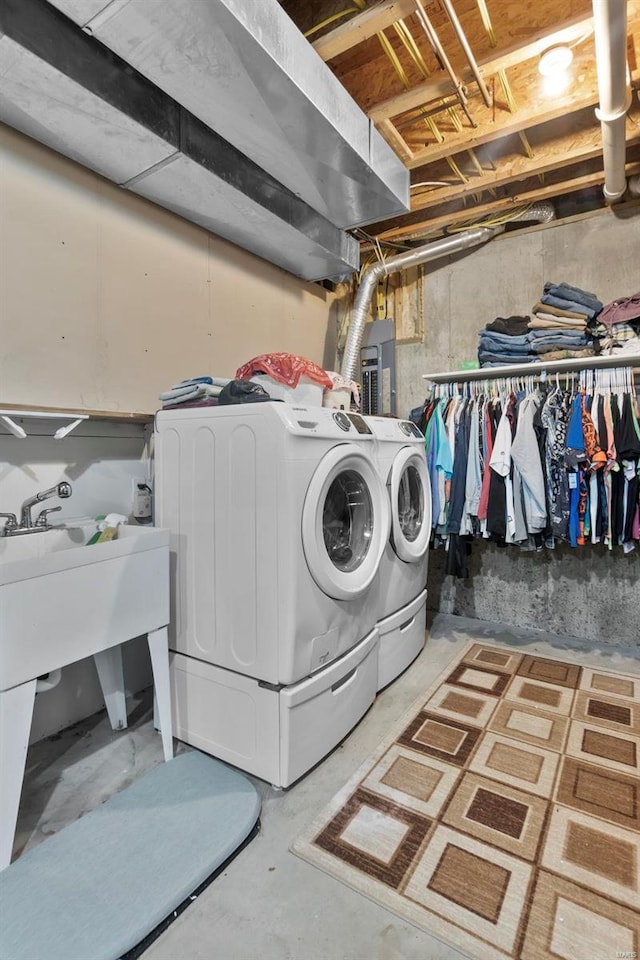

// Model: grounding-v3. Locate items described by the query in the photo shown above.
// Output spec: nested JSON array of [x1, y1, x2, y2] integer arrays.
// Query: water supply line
[[340, 202, 556, 382], [592, 0, 631, 202], [440, 0, 492, 108]]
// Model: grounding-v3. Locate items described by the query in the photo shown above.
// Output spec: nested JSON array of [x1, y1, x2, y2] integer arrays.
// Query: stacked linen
[[159, 376, 230, 408], [528, 280, 600, 360], [478, 316, 537, 367], [588, 291, 640, 356]]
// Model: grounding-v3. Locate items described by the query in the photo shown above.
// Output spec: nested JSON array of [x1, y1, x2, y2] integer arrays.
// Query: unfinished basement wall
[[0, 124, 336, 413], [396, 205, 640, 648]]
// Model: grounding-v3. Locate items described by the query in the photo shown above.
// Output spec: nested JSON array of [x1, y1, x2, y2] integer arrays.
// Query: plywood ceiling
[[279, 0, 640, 246]]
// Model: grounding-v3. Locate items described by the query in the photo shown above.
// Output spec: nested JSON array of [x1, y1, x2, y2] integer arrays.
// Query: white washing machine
[[155, 402, 390, 786], [365, 416, 432, 690]]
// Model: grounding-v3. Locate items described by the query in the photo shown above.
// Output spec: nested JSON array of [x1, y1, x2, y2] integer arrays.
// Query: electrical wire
[[443, 202, 535, 232], [303, 7, 360, 38]]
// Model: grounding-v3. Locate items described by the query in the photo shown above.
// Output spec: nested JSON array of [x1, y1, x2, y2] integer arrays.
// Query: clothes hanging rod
[[422, 354, 640, 383]]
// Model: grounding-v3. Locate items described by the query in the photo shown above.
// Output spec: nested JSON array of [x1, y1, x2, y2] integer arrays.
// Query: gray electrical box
[[360, 320, 396, 416]]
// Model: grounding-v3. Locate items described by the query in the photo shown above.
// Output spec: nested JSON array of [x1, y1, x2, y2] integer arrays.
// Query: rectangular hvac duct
[[47, 0, 410, 230], [0, 0, 359, 281]]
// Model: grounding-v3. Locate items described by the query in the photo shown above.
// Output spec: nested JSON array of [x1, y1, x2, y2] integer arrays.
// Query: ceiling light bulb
[[538, 44, 574, 77]]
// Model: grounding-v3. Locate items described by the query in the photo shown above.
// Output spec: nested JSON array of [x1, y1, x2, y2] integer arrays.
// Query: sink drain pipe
[[36, 669, 62, 693]]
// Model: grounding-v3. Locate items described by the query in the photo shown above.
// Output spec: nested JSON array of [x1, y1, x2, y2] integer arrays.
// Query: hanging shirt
[[490, 405, 517, 543], [511, 394, 547, 533]]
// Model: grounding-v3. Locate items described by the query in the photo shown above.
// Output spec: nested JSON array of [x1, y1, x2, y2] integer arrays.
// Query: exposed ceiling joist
[[377, 117, 414, 162], [409, 115, 640, 214], [281, 0, 640, 244], [376, 158, 640, 241], [312, 0, 417, 61], [367, 13, 595, 123]]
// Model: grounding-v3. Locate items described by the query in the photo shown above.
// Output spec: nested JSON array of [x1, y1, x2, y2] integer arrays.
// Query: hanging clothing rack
[[422, 353, 640, 384]]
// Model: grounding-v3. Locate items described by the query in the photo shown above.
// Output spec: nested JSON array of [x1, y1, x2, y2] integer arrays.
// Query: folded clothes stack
[[159, 376, 230, 408], [478, 323, 537, 366], [587, 291, 640, 356], [530, 281, 601, 337], [520, 280, 600, 361]]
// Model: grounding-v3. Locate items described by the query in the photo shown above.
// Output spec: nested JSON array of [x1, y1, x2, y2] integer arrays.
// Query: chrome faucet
[[0, 483, 73, 537], [19, 482, 72, 529]]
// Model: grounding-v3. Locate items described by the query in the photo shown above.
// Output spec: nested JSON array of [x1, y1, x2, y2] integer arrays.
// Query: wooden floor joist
[[409, 118, 640, 213], [374, 160, 640, 242]]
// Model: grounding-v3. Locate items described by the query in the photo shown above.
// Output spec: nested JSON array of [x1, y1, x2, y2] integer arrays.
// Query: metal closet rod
[[422, 354, 640, 383]]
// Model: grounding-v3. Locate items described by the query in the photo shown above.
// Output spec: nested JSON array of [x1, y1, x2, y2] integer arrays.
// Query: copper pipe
[[413, 0, 468, 107], [441, 0, 492, 107]]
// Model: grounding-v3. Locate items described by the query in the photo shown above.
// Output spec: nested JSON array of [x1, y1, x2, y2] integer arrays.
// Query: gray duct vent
[[47, 0, 410, 230], [0, 0, 359, 282]]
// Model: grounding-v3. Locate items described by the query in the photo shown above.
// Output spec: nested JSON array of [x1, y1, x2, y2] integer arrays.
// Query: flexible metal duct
[[592, 0, 631, 203], [340, 201, 556, 382]]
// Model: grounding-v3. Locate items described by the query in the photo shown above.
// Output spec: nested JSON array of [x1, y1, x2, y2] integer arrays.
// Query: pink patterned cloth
[[235, 353, 332, 389]]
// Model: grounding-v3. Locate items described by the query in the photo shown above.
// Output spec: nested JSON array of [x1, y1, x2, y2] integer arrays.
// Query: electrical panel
[[360, 320, 396, 416]]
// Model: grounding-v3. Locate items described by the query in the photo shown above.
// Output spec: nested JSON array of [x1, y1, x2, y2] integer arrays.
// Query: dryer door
[[302, 443, 390, 601], [389, 446, 432, 562]]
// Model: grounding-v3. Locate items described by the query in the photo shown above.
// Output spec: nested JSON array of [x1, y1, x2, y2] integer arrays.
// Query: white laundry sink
[[0, 524, 170, 692]]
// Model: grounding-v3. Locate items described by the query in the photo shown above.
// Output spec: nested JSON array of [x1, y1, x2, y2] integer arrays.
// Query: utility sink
[[0, 523, 173, 870], [0, 524, 170, 692]]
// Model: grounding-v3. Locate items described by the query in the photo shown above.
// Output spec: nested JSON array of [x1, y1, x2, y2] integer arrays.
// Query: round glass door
[[322, 470, 373, 572], [389, 448, 431, 562], [302, 444, 390, 600]]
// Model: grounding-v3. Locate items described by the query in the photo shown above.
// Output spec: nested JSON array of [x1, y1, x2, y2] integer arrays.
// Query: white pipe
[[36, 669, 62, 693], [592, 0, 631, 202]]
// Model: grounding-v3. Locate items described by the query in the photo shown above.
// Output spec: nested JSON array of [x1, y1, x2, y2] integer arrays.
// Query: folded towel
[[171, 376, 230, 389], [161, 384, 223, 406]]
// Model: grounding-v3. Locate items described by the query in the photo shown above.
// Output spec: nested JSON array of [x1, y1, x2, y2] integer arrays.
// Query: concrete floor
[[15, 614, 640, 960]]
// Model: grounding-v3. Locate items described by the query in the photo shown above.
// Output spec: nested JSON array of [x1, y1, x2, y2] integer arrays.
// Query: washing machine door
[[388, 446, 432, 562], [302, 443, 391, 601]]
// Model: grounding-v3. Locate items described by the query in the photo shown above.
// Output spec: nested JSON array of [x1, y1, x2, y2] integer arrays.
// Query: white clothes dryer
[[154, 403, 390, 786], [365, 416, 432, 690]]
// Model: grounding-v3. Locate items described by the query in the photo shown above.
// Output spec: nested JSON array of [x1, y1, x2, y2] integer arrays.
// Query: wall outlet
[[132, 479, 152, 520]]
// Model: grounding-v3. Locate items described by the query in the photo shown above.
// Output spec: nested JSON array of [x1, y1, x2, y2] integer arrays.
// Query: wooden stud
[[312, 0, 418, 61]]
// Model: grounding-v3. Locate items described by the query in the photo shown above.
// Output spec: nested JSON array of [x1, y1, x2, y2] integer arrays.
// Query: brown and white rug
[[292, 642, 640, 960]]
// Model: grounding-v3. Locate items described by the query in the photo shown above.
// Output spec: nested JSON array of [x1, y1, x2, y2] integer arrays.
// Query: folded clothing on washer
[[159, 376, 230, 407]]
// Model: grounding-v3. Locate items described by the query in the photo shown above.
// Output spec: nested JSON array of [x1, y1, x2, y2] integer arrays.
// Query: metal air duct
[[340, 201, 556, 382], [592, 0, 631, 203], [47, 0, 410, 230], [0, 0, 359, 282]]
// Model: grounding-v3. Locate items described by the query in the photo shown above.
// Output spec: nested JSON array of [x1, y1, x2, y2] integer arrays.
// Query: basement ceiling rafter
[[279, 0, 640, 244]]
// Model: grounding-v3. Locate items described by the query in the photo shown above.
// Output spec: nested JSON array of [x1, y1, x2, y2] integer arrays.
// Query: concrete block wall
[[397, 204, 640, 646]]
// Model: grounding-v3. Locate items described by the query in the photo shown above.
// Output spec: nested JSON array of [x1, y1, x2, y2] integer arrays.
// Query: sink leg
[[93, 648, 128, 731], [0, 680, 37, 871], [148, 627, 173, 762]]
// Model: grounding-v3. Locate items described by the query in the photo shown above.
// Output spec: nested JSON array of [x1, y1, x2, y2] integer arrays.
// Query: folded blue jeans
[[540, 294, 597, 318], [543, 281, 602, 311], [479, 331, 532, 347], [527, 327, 588, 340]]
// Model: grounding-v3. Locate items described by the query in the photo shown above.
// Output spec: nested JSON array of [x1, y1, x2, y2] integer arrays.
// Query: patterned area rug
[[292, 643, 640, 960]]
